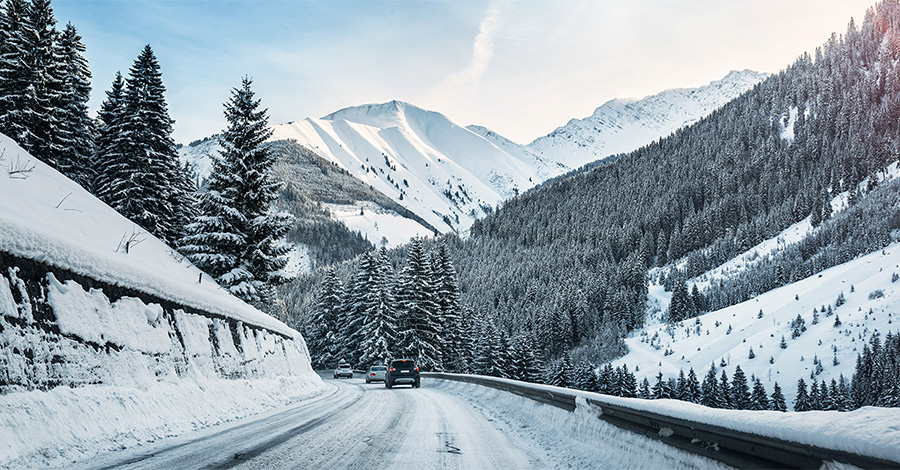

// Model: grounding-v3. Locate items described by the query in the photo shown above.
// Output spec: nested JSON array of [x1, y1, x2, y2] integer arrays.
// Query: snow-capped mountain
[[182, 70, 768, 249], [271, 100, 541, 234], [528, 70, 770, 169]]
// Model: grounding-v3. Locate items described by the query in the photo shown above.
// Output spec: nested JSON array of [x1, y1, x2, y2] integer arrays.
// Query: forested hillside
[[451, 0, 900, 364]]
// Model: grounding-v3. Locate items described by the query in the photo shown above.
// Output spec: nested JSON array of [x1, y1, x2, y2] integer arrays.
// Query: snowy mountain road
[[80, 374, 557, 469]]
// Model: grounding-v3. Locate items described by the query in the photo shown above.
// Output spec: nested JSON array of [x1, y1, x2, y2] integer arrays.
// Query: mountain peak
[[529, 70, 770, 168]]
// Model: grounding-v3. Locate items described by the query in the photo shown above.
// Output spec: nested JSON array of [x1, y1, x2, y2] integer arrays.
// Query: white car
[[333, 363, 353, 379], [365, 365, 387, 383]]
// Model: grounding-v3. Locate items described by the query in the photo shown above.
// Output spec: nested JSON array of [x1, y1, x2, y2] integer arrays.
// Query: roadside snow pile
[[432, 379, 728, 470], [433, 376, 900, 466], [0, 132, 327, 468], [0, 133, 291, 337], [0, 376, 326, 469]]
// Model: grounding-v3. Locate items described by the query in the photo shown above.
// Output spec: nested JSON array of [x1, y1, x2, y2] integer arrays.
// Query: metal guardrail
[[423, 372, 900, 470]]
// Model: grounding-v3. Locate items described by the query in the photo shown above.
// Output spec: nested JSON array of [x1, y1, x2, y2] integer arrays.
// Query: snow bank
[[0, 376, 326, 469], [433, 374, 900, 466], [431, 379, 728, 469], [0, 133, 295, 338]]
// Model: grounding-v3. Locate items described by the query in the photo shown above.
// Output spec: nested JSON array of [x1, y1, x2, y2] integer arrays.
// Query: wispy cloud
[[434, 0, 506, 96]]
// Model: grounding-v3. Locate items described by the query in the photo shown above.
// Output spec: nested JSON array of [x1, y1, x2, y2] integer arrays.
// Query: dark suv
[[385, 359, 420, 389]]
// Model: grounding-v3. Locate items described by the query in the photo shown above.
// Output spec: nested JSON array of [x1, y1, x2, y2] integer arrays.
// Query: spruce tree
[[0, 0, 41, 154], [573, 361, 599, 392], [49, 22, 93, 189], [684, 367, 701, 404], [651, 371, 670, 399], [96, 45, 193, 245], [181, 77, 290, 308], [719, 370, 732, 409], [0, 0, 35, 147], [93, 71, 125, 189], [546, 353, 574, 388], [730, 366, 751, 410], [433, 244, 463, 372], [701, 364, 719, 407], [394, 238, 443, 370], [750, 379, 769, 410], [770, 382, 787, 412], [308, 268, 343, 369], [795, 378, 812, 411], [357, 249, 398, 367]]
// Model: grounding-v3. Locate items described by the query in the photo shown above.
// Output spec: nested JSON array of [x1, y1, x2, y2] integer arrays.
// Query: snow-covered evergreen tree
[[750, 378, 769, 410], [770, 382, 787, 412], [730, 365, 751, 410], [700, 364, 719, 407], [573, 361, 599, 392], [546, 353, 573, 388], [0, 0, 36, 148], [432, 244, 463, 372], [307, 268, 343, 369], [357, 249, 398, 367], [394, 238, 443, 370], [794, 378, 812, 411], [48, 22, 93, 189], [181, 77, 290, 309], [95, 45, 193, 245], [93, 71, 125, 189]]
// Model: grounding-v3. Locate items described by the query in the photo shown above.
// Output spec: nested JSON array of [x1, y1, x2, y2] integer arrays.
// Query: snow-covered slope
[[0, 133, 293, 336], [528, 70, 770, 169], [272, 100, 541, 234], [624, 241, 900, 406], [621, 164, 900, 406]]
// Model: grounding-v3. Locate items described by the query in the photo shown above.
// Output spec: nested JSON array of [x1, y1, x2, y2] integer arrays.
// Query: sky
[[53, 0, 875, 145]]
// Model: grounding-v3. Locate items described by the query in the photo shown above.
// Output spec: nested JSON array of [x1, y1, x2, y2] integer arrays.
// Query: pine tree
[[0, 0, 36, 147], [48, 22, 93, 189], [546, 353, 573, 388], [795, 378, 812, 411], [573, 361, 599, 392], [701, 364, 720, 407], [750, 379, 769, 410], [96, 45, 193, 245], [684, 368, 701, 404], [394, 238, 443, 370], [730, 366, 751, 410], [181, 77, 290, 308], [93, 71, 125, 190], [357, 249, 398, 367], [770, 382, 787, 412], [432, 244, 463, 372], [308, 268, 343, 369]]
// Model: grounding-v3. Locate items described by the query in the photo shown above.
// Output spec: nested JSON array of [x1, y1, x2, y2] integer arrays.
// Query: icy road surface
[[78, 373, 723, 469]]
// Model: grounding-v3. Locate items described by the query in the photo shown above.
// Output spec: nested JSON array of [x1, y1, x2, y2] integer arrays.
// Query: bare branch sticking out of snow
[[7, 156, 35, 179], [117, 229, 145, 254]]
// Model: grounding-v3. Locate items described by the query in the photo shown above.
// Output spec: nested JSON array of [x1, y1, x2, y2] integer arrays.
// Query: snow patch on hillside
[[322, 201, 433, 248]]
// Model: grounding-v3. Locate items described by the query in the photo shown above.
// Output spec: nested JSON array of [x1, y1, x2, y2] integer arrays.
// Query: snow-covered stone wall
[[0, 251, 312, 393]]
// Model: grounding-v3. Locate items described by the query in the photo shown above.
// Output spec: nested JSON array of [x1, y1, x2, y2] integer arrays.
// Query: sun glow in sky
[[54, 0, 874, 145]]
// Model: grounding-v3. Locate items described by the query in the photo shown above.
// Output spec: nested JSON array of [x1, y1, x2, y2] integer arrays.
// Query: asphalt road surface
[[81, 373, 555, 469]]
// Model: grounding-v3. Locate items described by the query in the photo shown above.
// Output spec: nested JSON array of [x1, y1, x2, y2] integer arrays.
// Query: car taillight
[[415, 367, 419, 371], [390, 368, 395, 371], [370, 373, 375, 376]]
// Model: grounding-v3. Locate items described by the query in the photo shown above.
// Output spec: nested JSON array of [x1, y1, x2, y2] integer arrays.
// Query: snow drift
[[0, 132, 325, 467]]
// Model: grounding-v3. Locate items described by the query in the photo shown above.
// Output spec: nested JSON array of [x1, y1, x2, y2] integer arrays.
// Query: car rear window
[[371, 367, 386, 371], [391, 361, 415, 369]]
